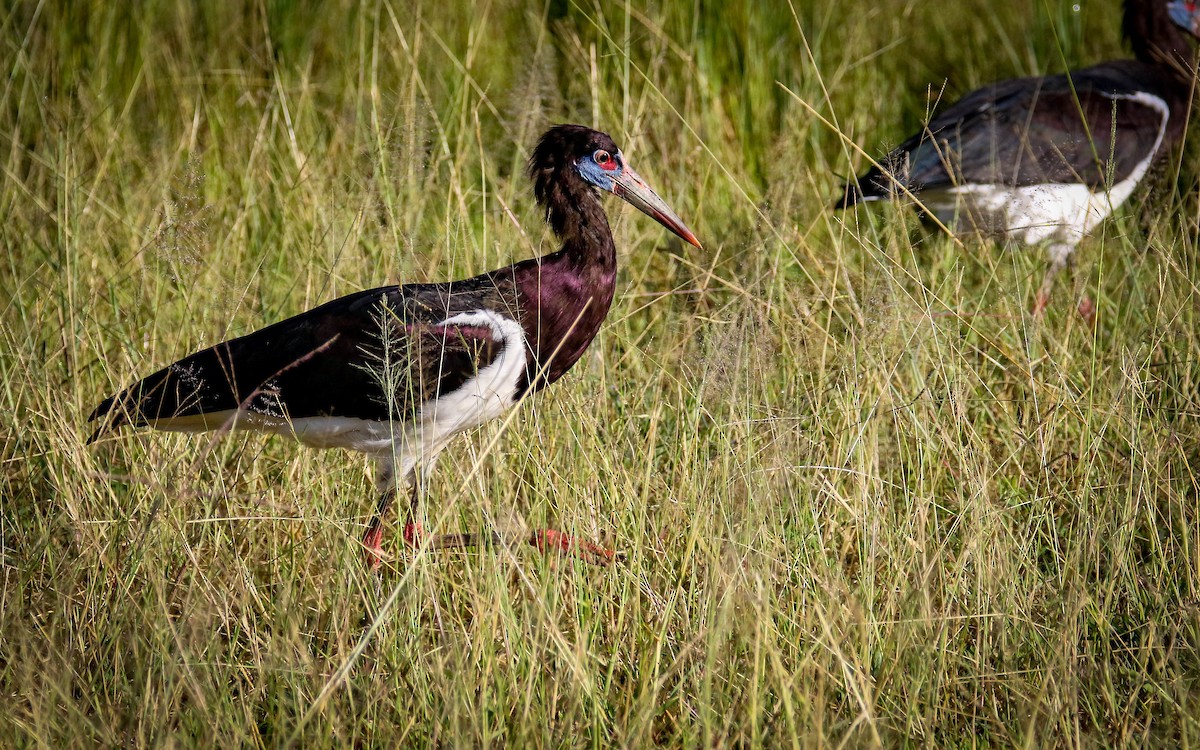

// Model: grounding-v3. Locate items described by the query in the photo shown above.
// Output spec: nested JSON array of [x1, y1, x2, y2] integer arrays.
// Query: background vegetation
[[4, 0, 1200, 745]]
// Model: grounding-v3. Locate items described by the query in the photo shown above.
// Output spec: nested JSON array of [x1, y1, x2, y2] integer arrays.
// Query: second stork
[[836, 0, 1200, 315]]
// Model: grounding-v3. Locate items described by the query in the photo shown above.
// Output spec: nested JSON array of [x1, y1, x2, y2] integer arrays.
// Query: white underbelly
[[923, 91, 1168, 255], [926, 182, 1125, 247]]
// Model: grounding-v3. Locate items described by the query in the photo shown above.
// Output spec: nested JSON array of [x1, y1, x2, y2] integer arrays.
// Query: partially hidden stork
[[836, 0, 1200, 316]]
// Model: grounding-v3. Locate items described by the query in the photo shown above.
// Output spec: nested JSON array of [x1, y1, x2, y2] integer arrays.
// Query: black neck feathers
[[528, 125, 618, 268]]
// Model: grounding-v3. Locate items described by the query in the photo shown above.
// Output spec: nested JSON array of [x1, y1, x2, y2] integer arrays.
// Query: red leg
[[1077, 295, 1096, 327], [362, 522, 385, 571], [403, 522, 425, 547], [1033, 249, 1070, 318], [1032, 289, 1051, 318], [360, 479, 410, 570], [529, 529, 616, 566], [405, 522, 499, 551]]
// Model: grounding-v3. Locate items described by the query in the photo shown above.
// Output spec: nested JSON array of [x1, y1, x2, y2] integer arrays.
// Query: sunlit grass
[[3, 0, 1200, 745]]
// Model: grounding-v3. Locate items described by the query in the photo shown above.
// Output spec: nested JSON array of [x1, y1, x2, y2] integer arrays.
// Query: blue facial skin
[[576, 151, 624, 192], [1168, 1, 1199, 33]]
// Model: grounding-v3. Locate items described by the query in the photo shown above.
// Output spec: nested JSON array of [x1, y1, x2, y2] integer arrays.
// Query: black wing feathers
[[87, 282, 512, 440], [838, 62, 1170, 206]]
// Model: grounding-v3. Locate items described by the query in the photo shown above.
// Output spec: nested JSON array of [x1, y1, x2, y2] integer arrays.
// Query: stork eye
[[594, 149, 611, 165]]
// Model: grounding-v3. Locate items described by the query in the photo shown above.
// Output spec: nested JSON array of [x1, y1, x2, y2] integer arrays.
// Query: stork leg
[[400, 478, 423, 551], [529, 529, 617, 566], [362, 482, 401, 571], [361, 461, 613, 566], [1034, 243, 1095, 322], [1033, 246, 1071, 318], [403, 508, 500, 551], [397, 471, 503, 554]]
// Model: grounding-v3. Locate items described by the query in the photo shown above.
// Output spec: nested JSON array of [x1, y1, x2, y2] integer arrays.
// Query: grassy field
[[4, 0, 1200, 745]]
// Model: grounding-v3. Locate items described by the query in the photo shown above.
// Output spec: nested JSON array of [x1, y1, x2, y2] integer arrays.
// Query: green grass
[[4, 0, 1200, 745]]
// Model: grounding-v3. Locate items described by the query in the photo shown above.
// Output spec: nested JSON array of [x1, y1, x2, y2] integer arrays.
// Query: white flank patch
[[924, 91, 1169, 257], [149, 309, 528, 489]]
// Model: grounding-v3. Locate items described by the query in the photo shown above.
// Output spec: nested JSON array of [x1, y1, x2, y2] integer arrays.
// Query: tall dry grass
[[3, 0, 1199, 745]]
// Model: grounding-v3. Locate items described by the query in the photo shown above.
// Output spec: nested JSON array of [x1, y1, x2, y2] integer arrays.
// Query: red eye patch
[[594, 149, 619, 171]]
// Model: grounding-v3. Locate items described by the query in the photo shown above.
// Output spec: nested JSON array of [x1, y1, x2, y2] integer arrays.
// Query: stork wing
[[87, 284, 509, 440], [838, 62, 1169, 206]]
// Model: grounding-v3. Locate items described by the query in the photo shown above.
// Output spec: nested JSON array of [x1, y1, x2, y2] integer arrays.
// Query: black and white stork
[[87, 124, 701, 568], [835, 0, 1200, 315]]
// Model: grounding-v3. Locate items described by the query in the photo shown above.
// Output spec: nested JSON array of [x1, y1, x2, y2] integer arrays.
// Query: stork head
[[529, 124, 701, 249]]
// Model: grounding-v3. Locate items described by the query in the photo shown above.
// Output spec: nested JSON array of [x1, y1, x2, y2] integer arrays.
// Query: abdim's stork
[[836, 0, 1200, 315], [88, 125, 701, 568]]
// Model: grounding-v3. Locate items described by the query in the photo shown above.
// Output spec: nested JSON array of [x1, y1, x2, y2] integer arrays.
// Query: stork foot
[[367, 523, 615, 566], [529, 529, 617, 566]]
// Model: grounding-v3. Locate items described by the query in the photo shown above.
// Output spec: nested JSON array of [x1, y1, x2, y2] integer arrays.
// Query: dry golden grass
[[3, 0, 1200, 745]]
